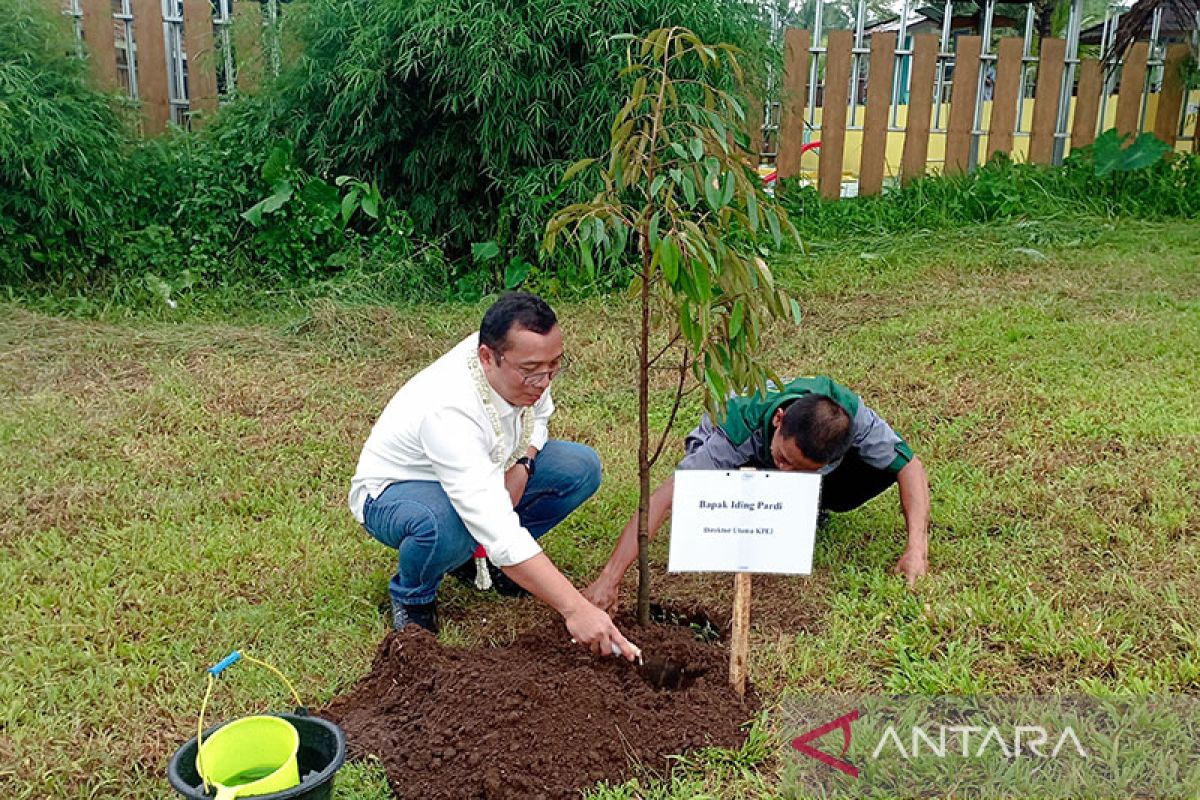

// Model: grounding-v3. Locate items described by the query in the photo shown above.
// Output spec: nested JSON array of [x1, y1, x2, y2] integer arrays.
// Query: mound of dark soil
[[323, 612, 757, 799]]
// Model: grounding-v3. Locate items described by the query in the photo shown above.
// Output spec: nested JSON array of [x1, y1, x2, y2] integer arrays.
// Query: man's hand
[[504, 462, 529, 507], [894, 547, 928, 588], [581, 576, 620, 617], [564, 601, 638, 660], [501, 553, 637, 661], [894, 458, 930, 590]]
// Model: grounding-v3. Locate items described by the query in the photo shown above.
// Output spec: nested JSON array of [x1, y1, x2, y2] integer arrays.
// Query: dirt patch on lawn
[[323, 611, 757, 800]]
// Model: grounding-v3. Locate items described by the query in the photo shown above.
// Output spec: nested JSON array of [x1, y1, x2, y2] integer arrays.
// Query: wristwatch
[[515, 456, 536, 478]]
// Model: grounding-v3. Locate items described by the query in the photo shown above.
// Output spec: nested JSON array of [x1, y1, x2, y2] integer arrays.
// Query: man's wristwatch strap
[[515, 456, 535, 477]]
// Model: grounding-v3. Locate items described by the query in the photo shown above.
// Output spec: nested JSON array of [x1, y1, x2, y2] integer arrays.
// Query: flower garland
[[468, 347, 534, 469], [467, 346, 535, 590]]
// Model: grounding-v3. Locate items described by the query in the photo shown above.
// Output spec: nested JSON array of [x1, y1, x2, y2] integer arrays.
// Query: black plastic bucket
[[168, 712, 346, 800]]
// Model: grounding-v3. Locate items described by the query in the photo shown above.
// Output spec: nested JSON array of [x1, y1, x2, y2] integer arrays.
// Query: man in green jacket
[[583, 376, 930, 614]]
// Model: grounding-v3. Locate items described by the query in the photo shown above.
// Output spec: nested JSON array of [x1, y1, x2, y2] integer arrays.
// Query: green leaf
[[730, 300, 745, 338], [650, 174, 667, 198], [745, 184, 759, 232], [789, 297, 803, 325], [690, 137, 704, 161], [260, 180, 294, 214], [764, 207, 782, 246], [360, 192, 379, 219], [241, 177, 292, 221], [580, 240, 595, 280], [659, 238, 681, 285], [610, 222, 630, 263], [472, 241, 501, 263], [1091, 129, 1170, 176], [703, 168, 722, 211], [560, 158, 596, 184], [505, 259, 531, 289], [299, 178, 338, 219], [261, 139, 293, 184], [679, 303, 698, 345], [591, 217, 607, 247], [720, 170, 736, 207], [711, 114, 727, 146], [341, 191, 359, 226], [631, 76, 647, 107], [241, 200, 266, 226], [681, 170, 697, 207], [691, 259, 712, 303]]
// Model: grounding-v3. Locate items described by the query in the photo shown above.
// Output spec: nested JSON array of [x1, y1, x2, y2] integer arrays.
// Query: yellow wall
[[791, 89, 1200, 181]]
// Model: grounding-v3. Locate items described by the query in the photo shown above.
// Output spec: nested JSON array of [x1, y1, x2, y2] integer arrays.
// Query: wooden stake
[[730, 572, 751, 698]]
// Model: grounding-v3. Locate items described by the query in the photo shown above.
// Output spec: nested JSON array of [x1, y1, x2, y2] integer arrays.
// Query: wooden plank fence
[[60, 0, 1200, 186], [761, 3, 1198, 198]]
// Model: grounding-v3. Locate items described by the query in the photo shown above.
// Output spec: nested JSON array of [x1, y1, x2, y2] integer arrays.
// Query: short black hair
[[779, 395, 852, 464], [479, 292, 558, 353]]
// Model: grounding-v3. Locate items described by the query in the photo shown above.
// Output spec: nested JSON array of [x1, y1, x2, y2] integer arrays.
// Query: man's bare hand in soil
[[581, 576, 620, 617], [894, 547, 928, 588]]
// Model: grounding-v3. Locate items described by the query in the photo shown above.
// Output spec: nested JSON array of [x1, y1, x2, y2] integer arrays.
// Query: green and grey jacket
[[678, 376, 914, 475]]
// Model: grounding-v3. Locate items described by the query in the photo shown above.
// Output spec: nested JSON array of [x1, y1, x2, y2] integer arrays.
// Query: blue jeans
[[362, 440, 602, 605]]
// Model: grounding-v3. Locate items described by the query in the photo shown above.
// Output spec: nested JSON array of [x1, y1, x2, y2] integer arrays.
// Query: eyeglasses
[[496, 352, 570, 386]]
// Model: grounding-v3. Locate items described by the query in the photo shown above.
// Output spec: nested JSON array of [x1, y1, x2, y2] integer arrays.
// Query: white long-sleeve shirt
[[348, 333, 553, 567]]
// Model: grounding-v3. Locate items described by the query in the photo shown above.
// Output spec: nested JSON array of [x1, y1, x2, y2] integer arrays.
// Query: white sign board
[[667, 469, 820, 574]]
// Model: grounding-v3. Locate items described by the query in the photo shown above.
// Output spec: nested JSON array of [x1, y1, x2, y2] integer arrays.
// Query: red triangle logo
[[790, 709, 860, 778]]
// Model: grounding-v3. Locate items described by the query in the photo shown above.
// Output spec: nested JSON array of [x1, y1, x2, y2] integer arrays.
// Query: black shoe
[[489, 566, 530, 598], [448, 557, 530, 598], [390, 597, 439, 633]]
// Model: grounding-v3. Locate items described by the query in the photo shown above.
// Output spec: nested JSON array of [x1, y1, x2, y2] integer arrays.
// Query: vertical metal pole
[[1139, 7, 1164, 132], [761, 2, 778, 161], [1194, 12, 1200, 145], [65, 0, 85, 49], [848, 0, 868, 126], [1015, 4, 1035, 131], [1052, 0, 1084, 163], [124, 0, 139, 100], [164, 0, 187, 126], [891, 0, 912, 128], [968, 0, 996, 171], [216, 0, 236, 101], [1097, 5, 1112, 59], [1099, 7, 1122, 128], [933, 0, 953, 129], [807, 0, 824, 129]]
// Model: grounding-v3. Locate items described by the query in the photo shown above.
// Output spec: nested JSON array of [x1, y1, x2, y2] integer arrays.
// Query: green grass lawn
[[2, 218, 1198, 799]]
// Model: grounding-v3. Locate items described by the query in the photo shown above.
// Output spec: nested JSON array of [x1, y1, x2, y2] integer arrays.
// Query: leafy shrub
[[0, 2, 438, 308], [0, 0, 133, 281], [258, 0, 774, 259]]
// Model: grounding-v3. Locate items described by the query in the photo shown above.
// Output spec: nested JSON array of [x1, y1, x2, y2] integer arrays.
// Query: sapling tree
[[544, 26, 802, 625]]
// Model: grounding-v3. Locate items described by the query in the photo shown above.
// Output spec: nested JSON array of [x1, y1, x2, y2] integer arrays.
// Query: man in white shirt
[[350, 293, 637, 660]]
